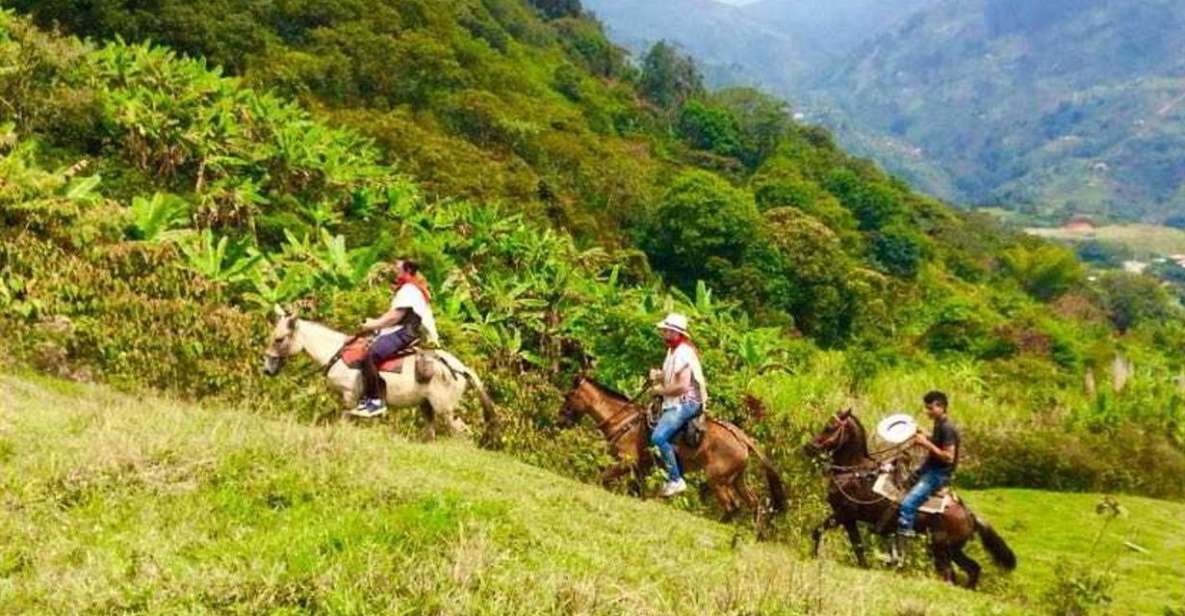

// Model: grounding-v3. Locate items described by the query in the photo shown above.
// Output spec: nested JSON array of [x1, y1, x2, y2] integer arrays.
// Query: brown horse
[[558, 376, 787, 532], [804, 409, 1016, 588]]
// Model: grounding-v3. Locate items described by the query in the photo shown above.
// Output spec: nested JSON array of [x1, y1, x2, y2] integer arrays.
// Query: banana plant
[[178, 229, 262, 285], [125, 192, 192, 241], [241, 257, 317, 309]]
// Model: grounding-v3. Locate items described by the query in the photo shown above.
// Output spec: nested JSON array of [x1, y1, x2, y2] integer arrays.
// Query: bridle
[[563, 382, 648, 445], [814, 412, 892, 506]]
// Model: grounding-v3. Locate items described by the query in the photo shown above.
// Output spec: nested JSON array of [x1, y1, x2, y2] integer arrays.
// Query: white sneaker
[[347, 400, 388, 418], [659, 478, 687, 498]]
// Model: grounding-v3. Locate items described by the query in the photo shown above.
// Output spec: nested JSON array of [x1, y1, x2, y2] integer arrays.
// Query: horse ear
[[839, 408, 852, 419], [273, 304, 286, 318], [572, 374, 585, 388]]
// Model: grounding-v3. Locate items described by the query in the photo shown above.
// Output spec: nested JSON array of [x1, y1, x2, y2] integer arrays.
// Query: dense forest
[[2, 0, 1184, 527]]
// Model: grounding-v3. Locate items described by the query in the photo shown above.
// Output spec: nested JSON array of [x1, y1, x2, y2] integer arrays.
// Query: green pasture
[[1027, 224, 1185, 258], [1, 373, 1181, 615]]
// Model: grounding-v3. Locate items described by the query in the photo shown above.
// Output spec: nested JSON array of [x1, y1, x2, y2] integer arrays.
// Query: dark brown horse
[[559, 376, 787, 532], [805, 409, 1016, 588]]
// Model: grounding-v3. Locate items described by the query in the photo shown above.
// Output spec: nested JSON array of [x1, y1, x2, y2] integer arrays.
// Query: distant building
[[1063, 215, 1096, 232]]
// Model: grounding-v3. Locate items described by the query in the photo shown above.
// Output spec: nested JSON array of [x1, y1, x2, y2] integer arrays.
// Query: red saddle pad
[[340, 338, 415, 372]]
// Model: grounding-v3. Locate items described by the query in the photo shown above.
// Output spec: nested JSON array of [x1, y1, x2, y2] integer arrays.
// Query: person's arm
[[914, 432, 956, 464], [363, 308, 407, 332], [651, 366, 691, 397]]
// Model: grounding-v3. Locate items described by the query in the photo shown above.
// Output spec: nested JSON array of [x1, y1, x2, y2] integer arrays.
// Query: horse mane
[[580, 377, 631, 403], [849, 412, 867, 442]]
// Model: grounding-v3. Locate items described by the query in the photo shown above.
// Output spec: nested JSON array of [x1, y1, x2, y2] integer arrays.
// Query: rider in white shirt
[[351, 258, 438, 417], [649, 312, 707, 497]]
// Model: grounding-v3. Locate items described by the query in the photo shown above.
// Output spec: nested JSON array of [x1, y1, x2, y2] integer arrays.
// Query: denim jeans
[[897, 467, 951, 532], [650, 401, 702, 482]]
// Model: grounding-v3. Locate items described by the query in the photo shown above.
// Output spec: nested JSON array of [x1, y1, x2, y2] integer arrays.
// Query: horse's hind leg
[[843, 520, 868, 568], [733, 474, 765, 539], [811, 515, 840, 558], [711, 481, 740, 522], [930, 539, 956, 585], [951, 545, 981, 589], [418, 400, 437, 442]]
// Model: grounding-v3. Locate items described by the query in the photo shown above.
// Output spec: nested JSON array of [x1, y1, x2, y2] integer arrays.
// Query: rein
[[818, 415, 897, 507], [595, 389, 650, 444], [322, 333, 366, 376]]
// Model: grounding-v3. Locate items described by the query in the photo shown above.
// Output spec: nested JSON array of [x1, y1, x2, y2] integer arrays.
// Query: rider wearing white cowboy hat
[[648, 312, 708, 497]]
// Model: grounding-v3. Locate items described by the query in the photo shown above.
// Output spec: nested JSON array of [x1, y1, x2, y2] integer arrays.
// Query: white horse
[[261, 306, 495, 439]]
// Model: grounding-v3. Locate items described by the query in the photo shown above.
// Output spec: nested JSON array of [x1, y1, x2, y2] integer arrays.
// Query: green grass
[[1026, 224, 1185, 258], [1, 372, 1182, 614]]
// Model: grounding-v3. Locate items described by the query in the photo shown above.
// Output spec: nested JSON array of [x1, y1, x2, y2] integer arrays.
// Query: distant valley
[[584, 0, 1185, 224]]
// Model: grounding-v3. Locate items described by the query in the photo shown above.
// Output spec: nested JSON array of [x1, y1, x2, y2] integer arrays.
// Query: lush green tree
[[824, 169, 905, 231], [749, 207, 856, 344], [640, 170, 757, 289], [751, 160, 857, 234], [1000, 243, 1085, 301], [1076, 240, 1133, 268], [711, 88, 793, 168], [639, 41, 703, 110], [1099, 272, 1175, 332], [678, 100, 743, 159], [527, 0, 582, 19], [869, 224, 925, 279]]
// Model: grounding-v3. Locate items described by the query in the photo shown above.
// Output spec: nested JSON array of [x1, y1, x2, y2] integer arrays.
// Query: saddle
[[338, 337, 436, 383], [678, 413, 709, 449], [644, 401, 708, 449], [872, 473, 954, 514]]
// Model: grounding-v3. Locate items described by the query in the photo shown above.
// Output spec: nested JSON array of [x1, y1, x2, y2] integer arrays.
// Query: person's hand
[[914, 433, 933, 448], [650, 383, 664, 396]]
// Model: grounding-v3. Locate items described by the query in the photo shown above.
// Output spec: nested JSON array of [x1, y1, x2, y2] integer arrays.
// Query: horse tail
[[973, 513, 1017, 570], [718, 421, 787, 515], [436, 352, 498, 437]]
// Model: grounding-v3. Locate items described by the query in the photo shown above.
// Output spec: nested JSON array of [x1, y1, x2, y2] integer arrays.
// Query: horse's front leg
[[843, 520, 868, 568], [811, 515, 840, 558], [600, 462, 632, 488]]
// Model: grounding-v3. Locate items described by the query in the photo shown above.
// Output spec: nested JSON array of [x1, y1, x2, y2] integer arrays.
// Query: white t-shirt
[[380, 284, 439, 344], [662, 342, 707, 409]]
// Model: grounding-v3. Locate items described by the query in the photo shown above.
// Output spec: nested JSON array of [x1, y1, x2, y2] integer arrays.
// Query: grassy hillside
[[2, 372, 1183, 614]]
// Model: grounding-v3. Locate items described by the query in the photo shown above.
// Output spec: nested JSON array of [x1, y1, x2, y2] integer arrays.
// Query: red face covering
[[665, 332, 689, 350], [395, 271, 431, 302]]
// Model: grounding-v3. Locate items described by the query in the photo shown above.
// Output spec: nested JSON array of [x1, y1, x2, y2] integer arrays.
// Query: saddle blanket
[[340, 338, 416, 373], [872, 473, 952, 514]]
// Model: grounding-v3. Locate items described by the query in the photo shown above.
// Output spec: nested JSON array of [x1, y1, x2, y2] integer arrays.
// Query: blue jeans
[[650, 401, 702, 482], [360, 329, 418, 400], [897, 467, 950, 532]]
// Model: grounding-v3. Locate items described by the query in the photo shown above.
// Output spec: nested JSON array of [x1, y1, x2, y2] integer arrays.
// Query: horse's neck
[[834, 426, 872, 467], [296, 320, 350, 367], [582, 386, 628, 428]]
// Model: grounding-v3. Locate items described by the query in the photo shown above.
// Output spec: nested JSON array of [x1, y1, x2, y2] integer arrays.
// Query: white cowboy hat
[[656, 312, 690, 335], [876, 413, 918, 445]]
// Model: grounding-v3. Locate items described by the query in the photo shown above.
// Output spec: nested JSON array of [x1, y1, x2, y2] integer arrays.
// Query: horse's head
[[557, 375, 592, 428], [804, 408, 857, 458], [262, 305, 302, 376]]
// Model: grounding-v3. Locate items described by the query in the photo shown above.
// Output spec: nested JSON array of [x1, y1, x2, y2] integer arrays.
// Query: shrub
[[639, 170, 758, 290]]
